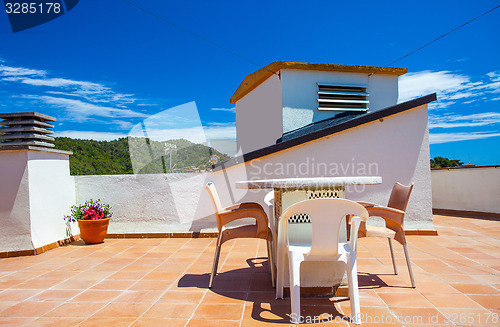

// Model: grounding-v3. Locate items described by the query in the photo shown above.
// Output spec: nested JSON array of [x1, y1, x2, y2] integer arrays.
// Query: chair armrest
[[366, 206, 407, 245], [220, 202, 264, 212], [366, 206, 405, 221], [357, 201, 378, 208], [218, 207, 269, 239], [264, 191, 274, 207]]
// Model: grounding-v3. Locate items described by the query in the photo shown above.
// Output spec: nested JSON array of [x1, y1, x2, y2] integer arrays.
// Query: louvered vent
[[317, 83, 369, 112]]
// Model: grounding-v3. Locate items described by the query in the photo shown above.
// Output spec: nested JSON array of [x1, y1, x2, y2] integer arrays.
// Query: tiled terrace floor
[[1, 214, 500, 326]]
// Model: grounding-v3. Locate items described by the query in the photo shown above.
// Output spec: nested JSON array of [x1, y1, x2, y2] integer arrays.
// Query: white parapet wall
[[73, 168, 270, 235], [0, 148, 75, 253], [431, 166, 500, 214], [0, 150, 33, 252], [74, 172, 216, 234]]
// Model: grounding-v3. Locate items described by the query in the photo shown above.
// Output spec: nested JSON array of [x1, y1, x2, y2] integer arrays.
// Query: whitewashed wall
[[0, 150, 75, 252], [235, 70, 400, 153], [281, 69, 399, 133], [74, 173, 215, 234], [235, 74, 282, 154], [432, 166, 500, 214], [0, 150, 33, 252], [73, 163, 268, 235], [28, 151, 76, 249]]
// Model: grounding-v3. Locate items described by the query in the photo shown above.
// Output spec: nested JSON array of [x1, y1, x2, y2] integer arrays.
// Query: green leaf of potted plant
[[64, 199, 112, 244]]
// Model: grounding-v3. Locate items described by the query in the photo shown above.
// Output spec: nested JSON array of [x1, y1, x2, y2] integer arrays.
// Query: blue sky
[[0, 0, 499, 164]]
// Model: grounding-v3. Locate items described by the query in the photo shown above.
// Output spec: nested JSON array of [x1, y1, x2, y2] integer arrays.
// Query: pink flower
[[84, 206, 105, 220]]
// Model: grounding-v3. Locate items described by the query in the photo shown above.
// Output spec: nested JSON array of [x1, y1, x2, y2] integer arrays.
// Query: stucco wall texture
[[432, 167, 500, 214], [0, 150, 75, 252]]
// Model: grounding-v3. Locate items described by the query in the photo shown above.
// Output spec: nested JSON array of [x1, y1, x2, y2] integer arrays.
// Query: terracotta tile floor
[[1, 214, 500, 326]]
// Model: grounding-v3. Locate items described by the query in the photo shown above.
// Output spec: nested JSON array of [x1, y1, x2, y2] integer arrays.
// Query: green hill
[[54, 137, 227, 175]]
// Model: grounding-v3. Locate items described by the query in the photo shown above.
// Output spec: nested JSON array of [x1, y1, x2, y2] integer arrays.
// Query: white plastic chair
[[264, 191, 277, 279], [264, 190, 275, 207], [276, 198, 368, 324]]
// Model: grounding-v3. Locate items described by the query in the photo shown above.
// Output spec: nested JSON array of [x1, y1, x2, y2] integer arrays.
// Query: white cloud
[[128, 124, 236, 144], [45, 90, 83, 97], [398, 70, 500, 109], [205, 124, 236, 140], [39, 96, 147, 122], [125, 102, 236, 158], [19, 77, 103, 89], [211, 107, 236, 113], [18, 77, 138, 104], [109, 120, 135, 130], [429, 112, 500, 129], [128, 122, 236, 159], [0, 65, 46, 77], [53, 123, 236, 144], [0, 62, 140, 108], [399, 70, 471, 103], [206, 122, 234, 127], [54, 130, 127, 141], [430, 132, 500, 144], [487, 71, 500, 81], [137, 103, 158, 107], [128, 126, 204, 142], [55, 125, 237, 156]]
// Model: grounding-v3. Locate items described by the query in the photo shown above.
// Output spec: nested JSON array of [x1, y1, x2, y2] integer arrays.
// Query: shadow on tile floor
[[178, 257, 357, 325]]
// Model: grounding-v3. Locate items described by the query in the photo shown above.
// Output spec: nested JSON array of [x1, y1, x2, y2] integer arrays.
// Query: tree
[[430, 156, 464, 168], [53, 137, 227, 175]]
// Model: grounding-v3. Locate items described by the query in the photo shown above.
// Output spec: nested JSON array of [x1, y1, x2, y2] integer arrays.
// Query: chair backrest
[[387, 182, 414, 212], [205, 182, 223, 213], [279, 198, 368, 258]]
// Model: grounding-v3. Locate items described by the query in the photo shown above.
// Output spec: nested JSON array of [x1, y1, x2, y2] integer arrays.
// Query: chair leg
[[388, 238, 398, 275], [267, 239, 276, 288], [209, 244, 221, 289], [288, 252, 301, 324], [403, 244, 416, 288], [276, 240, 285, 299], [347, 254, 361, 325]]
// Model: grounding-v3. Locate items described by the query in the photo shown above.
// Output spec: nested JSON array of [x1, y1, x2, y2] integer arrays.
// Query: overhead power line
[[120, 0, 279, 75], [122, 1, 499, 73], [386, 4, 500, 67]]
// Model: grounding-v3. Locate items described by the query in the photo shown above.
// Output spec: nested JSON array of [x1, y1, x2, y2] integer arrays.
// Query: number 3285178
[[444, 312, 498, 324], [5, 2, 62, 14]]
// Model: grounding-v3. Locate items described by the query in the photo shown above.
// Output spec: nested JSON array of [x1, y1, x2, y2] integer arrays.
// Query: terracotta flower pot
[[78, 218, 110, 244]]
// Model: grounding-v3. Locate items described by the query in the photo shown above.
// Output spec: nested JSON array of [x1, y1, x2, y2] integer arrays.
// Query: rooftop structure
[[232, 61, 408, 154], [230, 61, 407, 104], [218, 62, 437, 234], [0, 112, 56, 149]]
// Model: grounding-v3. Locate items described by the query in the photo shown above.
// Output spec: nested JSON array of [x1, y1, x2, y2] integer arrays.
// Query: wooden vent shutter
[[317, 83, 369, 112]]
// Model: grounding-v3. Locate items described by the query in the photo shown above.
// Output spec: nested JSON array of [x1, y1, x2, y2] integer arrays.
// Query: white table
[[236, 176, 382, 291]]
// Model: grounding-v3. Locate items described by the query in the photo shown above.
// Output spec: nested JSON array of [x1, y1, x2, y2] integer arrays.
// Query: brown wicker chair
[[205, 182, 275, 288], [358, 182, 416, 288]]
